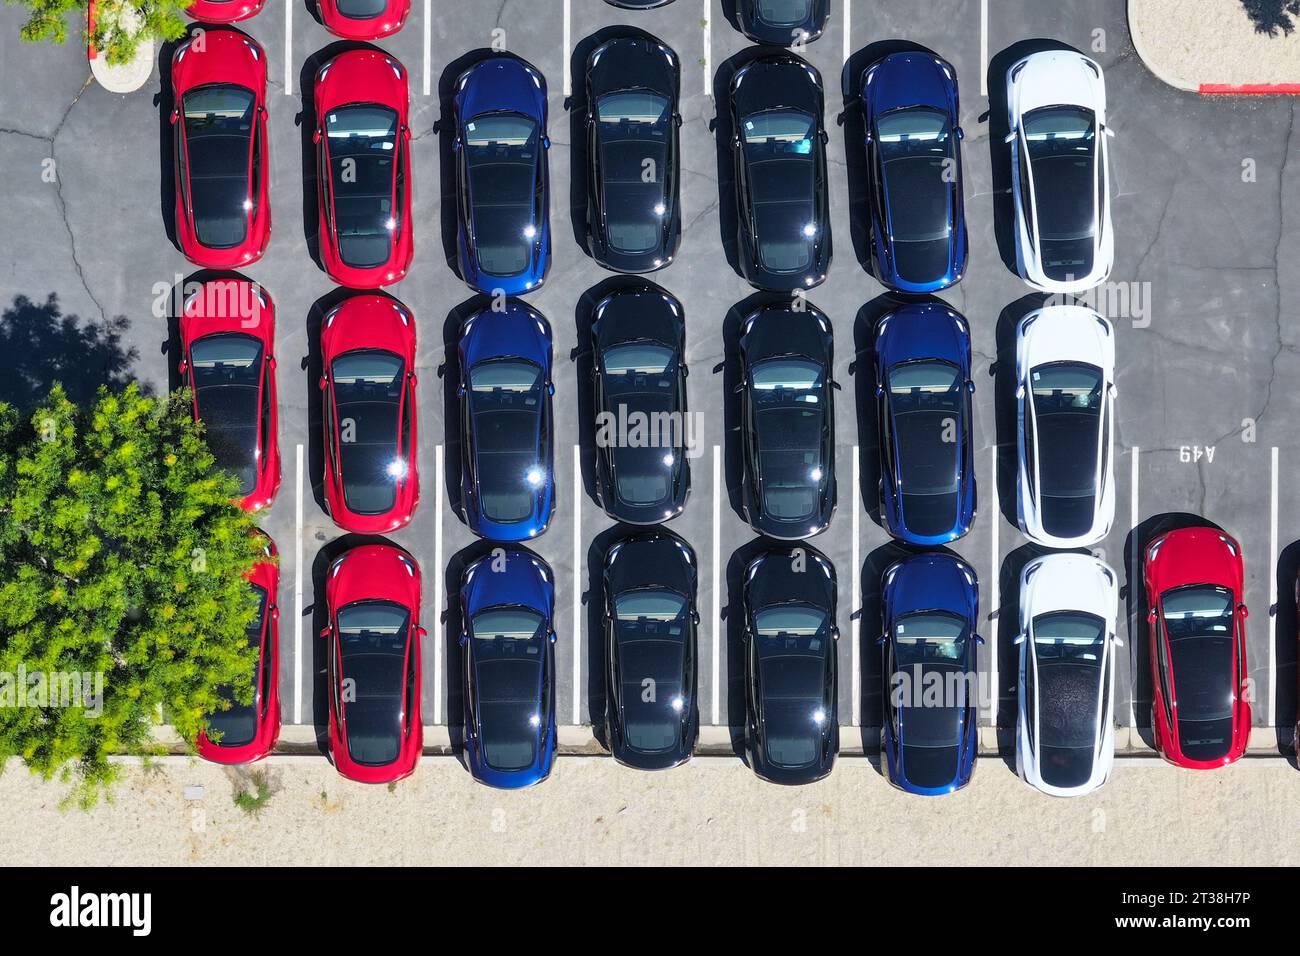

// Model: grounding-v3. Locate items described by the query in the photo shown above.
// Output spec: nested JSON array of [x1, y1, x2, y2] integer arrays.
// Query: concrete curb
[[151, 722, 1292, 761], [1128, 0, 1300, 95]]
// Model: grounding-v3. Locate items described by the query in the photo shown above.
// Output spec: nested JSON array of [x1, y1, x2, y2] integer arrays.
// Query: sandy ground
[[3, 755, 1300, 866], [1130, 0, 1300, 87]]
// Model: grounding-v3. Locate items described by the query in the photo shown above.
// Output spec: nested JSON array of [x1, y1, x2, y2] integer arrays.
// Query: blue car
[[879, 553, 981, 795], [458, 300, 555, 541], [453, 55, 551, 295], [874, 302, 976, 545], [460, 547, 557, 789], [861, 52, 967, 293]]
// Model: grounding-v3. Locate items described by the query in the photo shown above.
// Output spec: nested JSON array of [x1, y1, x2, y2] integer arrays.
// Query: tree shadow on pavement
[[0, 294, 142, 410]]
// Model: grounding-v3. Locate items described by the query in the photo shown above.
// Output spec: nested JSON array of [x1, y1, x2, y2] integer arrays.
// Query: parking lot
[[1, 0, 1297, 769]]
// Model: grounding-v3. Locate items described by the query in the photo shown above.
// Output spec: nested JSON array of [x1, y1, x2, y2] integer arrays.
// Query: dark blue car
[[453, 55, 551, 295], [879, 553, 981, 796], [874, 302, 976, 545], [458, 300, 555, 541], [460, 547, 557, 789], [861, 52, 967, 293]]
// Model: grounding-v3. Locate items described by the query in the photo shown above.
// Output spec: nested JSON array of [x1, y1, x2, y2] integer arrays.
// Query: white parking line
[[294, 443, 304, 724], [562, 0, 572, 98], [572, 443, 582, 725], [1270, 445, 1279, 725], [851, 449, 860, 726], [842, 0, 851, 65], [979, 0, 989, 97], [702, 0, 712, 97], [1129, 446, 1140, 726], [988, 445, 999, 724], [434, 444, 444, 723], [712, 445, 721, 725], [423, 0, 432, 96], [284, 0, 293, 96]]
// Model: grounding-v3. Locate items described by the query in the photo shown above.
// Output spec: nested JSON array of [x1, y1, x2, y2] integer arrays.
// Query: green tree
[[8, 0, 191, 67], [0, 384, 264, 807]]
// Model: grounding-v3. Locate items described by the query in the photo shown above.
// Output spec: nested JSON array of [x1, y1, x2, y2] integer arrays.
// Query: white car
[[1015, 553, 1120, 797], [1005, 50, 1114, 293], [1015, 305, 1116, 548]]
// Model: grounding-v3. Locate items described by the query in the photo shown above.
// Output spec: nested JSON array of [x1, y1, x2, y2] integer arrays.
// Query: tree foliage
[[7, 0, 191, 67], [0, 384, 263, 807]]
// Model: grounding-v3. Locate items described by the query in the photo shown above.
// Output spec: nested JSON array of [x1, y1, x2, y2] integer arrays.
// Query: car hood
[[1018, 305, 1113, 373], [864, 52, 955, 116], [732, 54, 822, 120], [462, 549, 553, 619], [588, 35, 677, 100], [456, 55, 547, 125], [606, 532, 695, 597], [1021, 553, 1117, 620], [1011, 50, 1105, 118], [875, 302, 968, 371], [460, 302, 552, 370], [593, 290, 682, 352], [884, 553, 977, 622]]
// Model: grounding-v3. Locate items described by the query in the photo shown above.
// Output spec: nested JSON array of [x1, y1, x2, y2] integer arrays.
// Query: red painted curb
[[1199, 83, 1300, 95]]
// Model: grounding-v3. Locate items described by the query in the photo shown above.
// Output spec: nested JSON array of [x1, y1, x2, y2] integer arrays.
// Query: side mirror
[[177, 359, 188, 375], [674, 114, 683, 128], [313, 128, 322, 145], [1015, 384, 1026, 400], [546, 381, 555, 396], [974, 633, 986, 646], [542, 135, 551, 150], [318, 375, 328, 390], [966, 380, 975, 394], [831, 625, 840, 642], [691, 610, 701, 626], [452, 138, 462, 151], [170, 108, 180, 125], [1104, 125, 1116, 138], [875, 635, 887, 647], [319, 625, 331, 639], [1148, 608, 1158, 624], [1238, 604, 1250, 620], [458, 633, 468, 647], [875, 385, 885, 399], [1013, 632, 1026, 645], [416, 625, 428, 639], [456, 383, 466, 397], [548, 630, 558, 644], [955, 126, 965, 141], [1111, 633, 1124, 648], [1003, 129, 1017, 145]]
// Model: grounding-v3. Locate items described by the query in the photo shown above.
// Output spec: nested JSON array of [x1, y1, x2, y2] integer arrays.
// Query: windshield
[[206, 582, 268, 747], [331, 350, 405, 516], [751, 358, 825, 522], [469, 359, 544, 524], [893, 610, 967, 666], [337, 601, 410, 767], [614, 590, 689, 753], [465, 112, 540, 277], [741, 110, 817, 273], [325, 105, 399, 268], [472, 608, 546, 772], [597, 91, 671, 256], [191, 332, 263, 495], [755, 0, 813, 26], [888, 360, 963, 536], [877, 106, 954, 280], [182, 84, 255, 249]]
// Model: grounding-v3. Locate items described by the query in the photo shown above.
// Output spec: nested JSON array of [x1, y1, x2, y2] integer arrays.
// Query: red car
[[186, 0, 266, 23], [197, 531, 281, 763], [1144, 527, 1251, 769], [171, 28, 271, 268], [179, 278, 282, 512], [318, 0, 411, 40], [319, 294, 419, 532], [323, 545, 424, 783], [313, 50, 413, 288]]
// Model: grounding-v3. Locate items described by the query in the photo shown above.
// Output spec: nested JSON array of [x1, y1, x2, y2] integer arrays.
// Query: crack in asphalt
[[5, 76, 107, 324]]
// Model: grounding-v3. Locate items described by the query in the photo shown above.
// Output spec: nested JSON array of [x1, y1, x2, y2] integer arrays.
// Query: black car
[[742, 544, 839, 785], [586, 34, 682, 273], [736, 0, 830, 46], [591, 287, 690, 523], [738, 303, 836, 539], [729, 53, 831, 291], [603, 529, 700, 769]]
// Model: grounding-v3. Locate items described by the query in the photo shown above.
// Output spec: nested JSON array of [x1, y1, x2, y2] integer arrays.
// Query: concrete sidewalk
[[4, 755, 1300, 866], [1130, 0, 1300, 93]]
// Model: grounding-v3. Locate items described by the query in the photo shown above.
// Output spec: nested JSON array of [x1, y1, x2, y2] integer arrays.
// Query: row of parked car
[[200, 521, 1252, 793], [170, 24, 1114, 297], [183, 0, 833, 46]]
